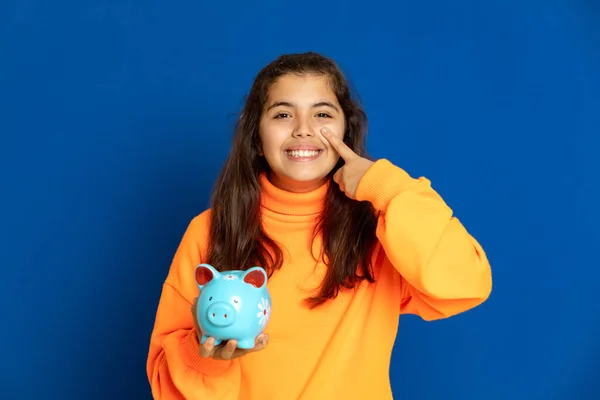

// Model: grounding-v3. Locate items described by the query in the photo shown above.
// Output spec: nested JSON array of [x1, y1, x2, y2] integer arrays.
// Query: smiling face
[[258, 73, 346, 192]]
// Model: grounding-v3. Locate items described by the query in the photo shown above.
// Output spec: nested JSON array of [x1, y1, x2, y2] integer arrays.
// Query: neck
[[259, 172, 329, 216], [267, 171, 328, 193]]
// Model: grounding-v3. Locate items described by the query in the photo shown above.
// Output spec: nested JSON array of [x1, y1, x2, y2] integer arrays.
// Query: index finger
[[320, 128, 357, 161]]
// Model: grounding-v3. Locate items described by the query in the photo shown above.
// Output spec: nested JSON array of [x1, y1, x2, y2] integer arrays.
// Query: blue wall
[[1, 0, 599, 399]]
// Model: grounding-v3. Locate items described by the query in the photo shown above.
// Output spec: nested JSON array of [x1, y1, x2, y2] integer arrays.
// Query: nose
[[292, 118, 315, 138], [206, 302, 236, 327]]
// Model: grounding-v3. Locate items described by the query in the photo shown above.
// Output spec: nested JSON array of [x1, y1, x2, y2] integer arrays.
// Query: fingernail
[[321, 127, 330, 135]]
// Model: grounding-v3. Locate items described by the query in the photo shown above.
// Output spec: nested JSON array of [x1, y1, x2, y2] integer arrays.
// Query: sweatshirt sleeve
[[146, 212, 242, 399], [355, 159, 493, 321]]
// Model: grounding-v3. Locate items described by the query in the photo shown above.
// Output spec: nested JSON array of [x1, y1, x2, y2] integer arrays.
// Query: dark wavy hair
[[206, 52, 379, 307]]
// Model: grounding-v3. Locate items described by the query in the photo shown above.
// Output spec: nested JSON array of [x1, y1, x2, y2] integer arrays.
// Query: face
[[258, 74, 346, 193]]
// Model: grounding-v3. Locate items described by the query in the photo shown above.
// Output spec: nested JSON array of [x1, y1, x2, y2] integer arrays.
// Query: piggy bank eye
[[234, 299, 239, 303], [209, 296, 213, 301]]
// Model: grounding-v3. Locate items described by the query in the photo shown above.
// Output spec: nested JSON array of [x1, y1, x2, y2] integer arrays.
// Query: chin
[[286, 165, 335, 181]]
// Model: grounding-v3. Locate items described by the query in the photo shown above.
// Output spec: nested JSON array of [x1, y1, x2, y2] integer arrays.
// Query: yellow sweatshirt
[[146, 159, 492, 399]]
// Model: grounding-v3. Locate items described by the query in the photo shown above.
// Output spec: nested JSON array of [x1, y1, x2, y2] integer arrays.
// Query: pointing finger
[[320, 128, 357, 161]]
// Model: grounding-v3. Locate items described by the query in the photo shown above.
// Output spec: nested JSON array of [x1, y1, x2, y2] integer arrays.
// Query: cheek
[[259, 141, 280, 164], [326, 120, 346, 141], [317, 123, 345, 149], [260, 125, 288, 153]]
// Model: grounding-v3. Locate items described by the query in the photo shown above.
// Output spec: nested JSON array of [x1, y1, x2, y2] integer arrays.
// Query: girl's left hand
[[320, 127, 374, 200]]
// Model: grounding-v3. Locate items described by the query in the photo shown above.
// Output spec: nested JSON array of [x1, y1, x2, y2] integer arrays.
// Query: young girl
[[146, 52, 492, 399]]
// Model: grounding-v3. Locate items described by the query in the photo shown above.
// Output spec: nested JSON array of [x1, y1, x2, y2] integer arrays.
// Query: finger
[[238, 334, 269, 356], [332, 169, 342, 184], [219, 339, 238, 360], [254, 333, 269, 350], [320, 128, 356, 161], [338, 181, 346, 193], [199, 337, 216, 358]]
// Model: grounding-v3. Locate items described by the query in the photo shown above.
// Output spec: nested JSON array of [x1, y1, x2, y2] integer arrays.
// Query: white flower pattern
[[257, 298, 271, 326]]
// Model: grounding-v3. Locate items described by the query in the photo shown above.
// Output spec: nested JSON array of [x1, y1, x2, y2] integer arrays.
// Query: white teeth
[[286, 150, 320, 158]]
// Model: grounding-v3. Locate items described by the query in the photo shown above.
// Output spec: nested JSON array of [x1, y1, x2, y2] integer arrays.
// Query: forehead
[[266, 74, 337, 103]]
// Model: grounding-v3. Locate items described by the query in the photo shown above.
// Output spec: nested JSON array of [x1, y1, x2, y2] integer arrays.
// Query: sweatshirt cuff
[[179, 328, 233, 377], [355, 159, 419, 211]]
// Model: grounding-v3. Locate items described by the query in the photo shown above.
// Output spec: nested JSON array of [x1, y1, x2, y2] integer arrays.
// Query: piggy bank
[[194, 263, 272, 349]]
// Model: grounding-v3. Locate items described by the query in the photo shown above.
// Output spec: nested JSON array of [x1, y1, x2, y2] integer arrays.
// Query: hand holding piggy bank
[[193, 263, 272, 350]]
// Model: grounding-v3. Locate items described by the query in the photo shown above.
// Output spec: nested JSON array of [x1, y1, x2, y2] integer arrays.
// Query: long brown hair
[[206, 52, 379, 307]]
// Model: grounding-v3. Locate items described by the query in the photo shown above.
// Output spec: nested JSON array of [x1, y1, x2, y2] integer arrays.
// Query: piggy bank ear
[[195, 264, 220, 289], [243, 266, 267, 289]]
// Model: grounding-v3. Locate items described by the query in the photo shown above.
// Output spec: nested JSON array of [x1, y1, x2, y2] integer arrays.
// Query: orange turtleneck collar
[[258, 172, 329, 216]]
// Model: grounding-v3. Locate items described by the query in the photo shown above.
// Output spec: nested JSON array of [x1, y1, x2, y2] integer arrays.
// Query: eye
[[316, 112, 331, 118], [234, 299, 239, 303], [274, 112, 291, 119], [209, 296, 212, 301]]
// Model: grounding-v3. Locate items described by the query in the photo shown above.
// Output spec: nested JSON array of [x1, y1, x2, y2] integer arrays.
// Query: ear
[[242, 266, 267, 289], [195, 264, 220, 289]]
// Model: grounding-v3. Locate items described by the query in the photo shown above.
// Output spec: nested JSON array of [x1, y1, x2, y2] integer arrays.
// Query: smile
[[285, 149, 323, 158], [283, 149, 324, 162]]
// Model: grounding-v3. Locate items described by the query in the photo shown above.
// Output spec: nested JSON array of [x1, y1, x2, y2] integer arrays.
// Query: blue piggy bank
[[194, 263, 272, 349]]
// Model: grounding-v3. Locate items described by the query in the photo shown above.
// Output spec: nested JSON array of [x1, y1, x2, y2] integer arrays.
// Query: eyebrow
[[266, 101, 339, 113]]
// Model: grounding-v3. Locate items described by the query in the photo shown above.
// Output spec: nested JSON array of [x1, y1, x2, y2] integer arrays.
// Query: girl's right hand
[[191, 297, 269, 361]]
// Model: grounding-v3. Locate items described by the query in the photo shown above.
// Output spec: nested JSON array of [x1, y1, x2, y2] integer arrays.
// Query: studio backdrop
[[1, 0, 599, 399]]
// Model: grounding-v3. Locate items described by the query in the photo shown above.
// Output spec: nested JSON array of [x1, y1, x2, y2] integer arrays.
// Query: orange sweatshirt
[[146, 159, 492, 400]]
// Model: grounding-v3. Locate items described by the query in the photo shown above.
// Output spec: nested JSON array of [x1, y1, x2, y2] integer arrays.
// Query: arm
[[355, 159, 493, 321], [146, 212, 241, 399]]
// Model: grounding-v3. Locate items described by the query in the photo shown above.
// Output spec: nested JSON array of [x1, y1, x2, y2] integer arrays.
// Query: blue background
[[1, 0, 599, 399]]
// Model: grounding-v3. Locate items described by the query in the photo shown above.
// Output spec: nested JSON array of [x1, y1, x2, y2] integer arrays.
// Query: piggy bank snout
[[206, 302, 237, 327]]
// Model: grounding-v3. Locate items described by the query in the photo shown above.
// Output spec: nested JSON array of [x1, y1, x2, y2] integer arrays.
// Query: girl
[[146, 52, 492, 399]]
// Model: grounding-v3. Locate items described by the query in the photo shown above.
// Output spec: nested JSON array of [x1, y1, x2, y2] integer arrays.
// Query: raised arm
[[355, 159, 492, 320]]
